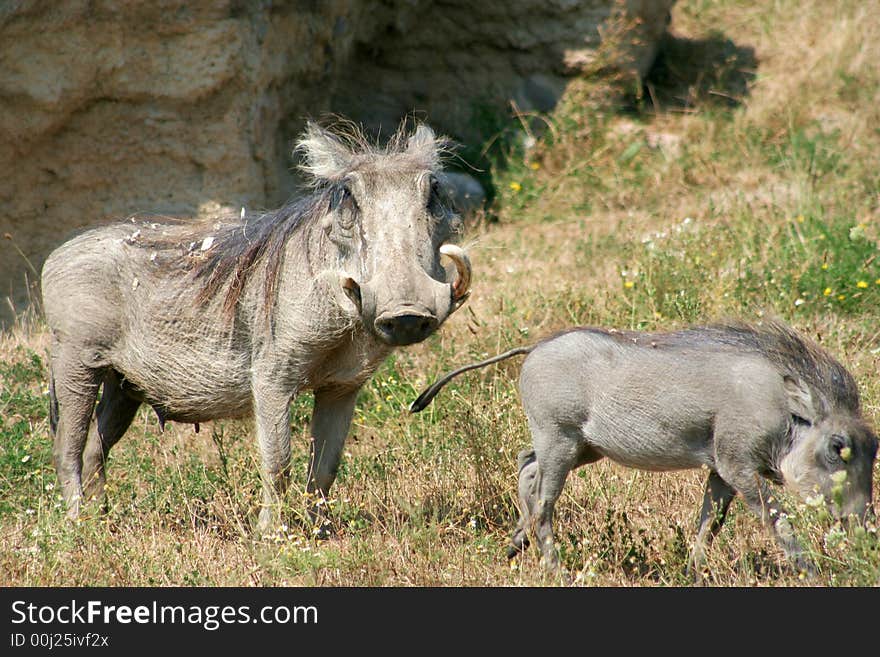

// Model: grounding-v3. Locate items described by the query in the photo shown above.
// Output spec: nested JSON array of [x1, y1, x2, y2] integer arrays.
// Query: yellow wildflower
[[623, 281, 635, 289], [823, 288, 832, 296], [509, 182, 522, 192], [856, 280, 868, 288], [821, 263, 829, 270], [529, 162, 540, 170], [837, 294, 846, 301], [796, 215, 805, 223]]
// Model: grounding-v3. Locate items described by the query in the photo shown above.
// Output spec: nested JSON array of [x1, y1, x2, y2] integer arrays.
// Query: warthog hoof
[[792, 555, 818, 579], [507, 528, 530, 559]]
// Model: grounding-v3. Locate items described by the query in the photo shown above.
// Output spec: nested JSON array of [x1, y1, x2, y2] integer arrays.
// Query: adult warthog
[[42, 122, 471, 532], [411, 321, 877, 580]]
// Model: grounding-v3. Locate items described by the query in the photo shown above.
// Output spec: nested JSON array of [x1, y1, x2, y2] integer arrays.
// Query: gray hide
[[411, 321, 877, 580], [41, 121, 472, 533]]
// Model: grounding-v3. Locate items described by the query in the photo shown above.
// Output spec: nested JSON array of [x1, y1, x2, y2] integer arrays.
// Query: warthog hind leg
[[50, 348, 102, 518], [526, 421, 601, 575], [81, 370, 141, 511], [508, 449, 538, 558]]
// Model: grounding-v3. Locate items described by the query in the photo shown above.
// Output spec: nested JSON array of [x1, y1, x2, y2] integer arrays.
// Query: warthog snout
[[351, 243, 471, 347], [374, 311, 439, 346], [834, 495, 874, 526], [361, 272, 448, 346]]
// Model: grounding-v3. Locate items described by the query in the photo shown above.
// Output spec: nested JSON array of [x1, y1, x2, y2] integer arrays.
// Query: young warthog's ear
[[783, 375, 818, 424], [296, 122, 352, 181]]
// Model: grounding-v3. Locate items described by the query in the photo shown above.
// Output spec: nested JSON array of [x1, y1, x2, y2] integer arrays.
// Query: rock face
[[0, 0, 674, 325]]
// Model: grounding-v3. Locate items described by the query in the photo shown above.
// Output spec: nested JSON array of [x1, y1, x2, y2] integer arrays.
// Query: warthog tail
[[48, 368, 59, 435], [409, 347, 532, 413]]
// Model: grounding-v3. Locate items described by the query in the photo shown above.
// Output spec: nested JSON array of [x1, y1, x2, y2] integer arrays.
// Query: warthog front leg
[[688, 470, 736, 584], [718, 463, 816, 577], [253, 384, 293, 535], [81, 370, 141, 510], [306, 386, 359, 535], [743, 481, 816, 576]]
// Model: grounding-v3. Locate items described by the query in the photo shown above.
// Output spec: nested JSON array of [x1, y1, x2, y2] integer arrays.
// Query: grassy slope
[[1, 0, 879, 586]]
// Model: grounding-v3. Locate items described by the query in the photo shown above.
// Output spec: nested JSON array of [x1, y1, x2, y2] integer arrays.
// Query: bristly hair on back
[[189, 192, 332, 321], [583, 319, 861, 414], [678, 319, 860, 413]]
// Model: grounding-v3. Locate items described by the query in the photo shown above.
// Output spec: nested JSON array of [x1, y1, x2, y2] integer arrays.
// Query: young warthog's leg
[[743, 481, 815, 575], [81, 370, 141, 510], [527, 422, 592, 574], [50, 351, 102, 519], [508, 449, 538, 558], [306, 386, 359, 533], [688, 470, 736, 584], [718, 462, 815, 576], [509, 442, 602, 561], [253, 384, 293, 535], [532, 468, 568, 573]]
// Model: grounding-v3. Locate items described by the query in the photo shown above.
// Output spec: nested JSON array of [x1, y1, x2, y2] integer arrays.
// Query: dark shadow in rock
[[0, 1, 680, 325], [634, 31, 757, 113]]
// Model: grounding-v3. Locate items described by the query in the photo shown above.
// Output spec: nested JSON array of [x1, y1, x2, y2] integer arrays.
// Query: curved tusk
[[440, 244, 471, 301]]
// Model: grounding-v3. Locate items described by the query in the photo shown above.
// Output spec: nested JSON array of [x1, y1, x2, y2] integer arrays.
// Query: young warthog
[[42, 121, 471, 532], [411, 321, 877, 578]]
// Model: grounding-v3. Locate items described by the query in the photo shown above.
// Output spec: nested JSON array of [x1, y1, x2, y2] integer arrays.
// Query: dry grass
[[1, 0, 879, 586]]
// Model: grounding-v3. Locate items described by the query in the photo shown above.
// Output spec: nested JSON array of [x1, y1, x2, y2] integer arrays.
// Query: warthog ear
[[783, 375, 818, 424], [407, 124, 436, 151], [406, 124, 442, 169], [296, 122, 353, 181]]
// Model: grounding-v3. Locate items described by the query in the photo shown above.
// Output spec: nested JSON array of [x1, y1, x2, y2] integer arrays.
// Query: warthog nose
[[374, 313, 439, 346]]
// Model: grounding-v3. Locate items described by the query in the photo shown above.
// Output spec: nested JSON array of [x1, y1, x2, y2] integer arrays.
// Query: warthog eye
[[427, 176, 446, 219], [329, 183, 358, 232], [826, 433, 852, 465], [330, 184, 357, 211]]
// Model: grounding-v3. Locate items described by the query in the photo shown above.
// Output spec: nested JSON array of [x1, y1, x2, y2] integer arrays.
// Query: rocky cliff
[[0, 0, 674, 325]]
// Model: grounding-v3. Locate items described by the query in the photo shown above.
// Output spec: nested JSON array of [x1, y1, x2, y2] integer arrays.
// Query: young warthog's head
[[299, 122, 471, 346], [780, 375, 878, 522]]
